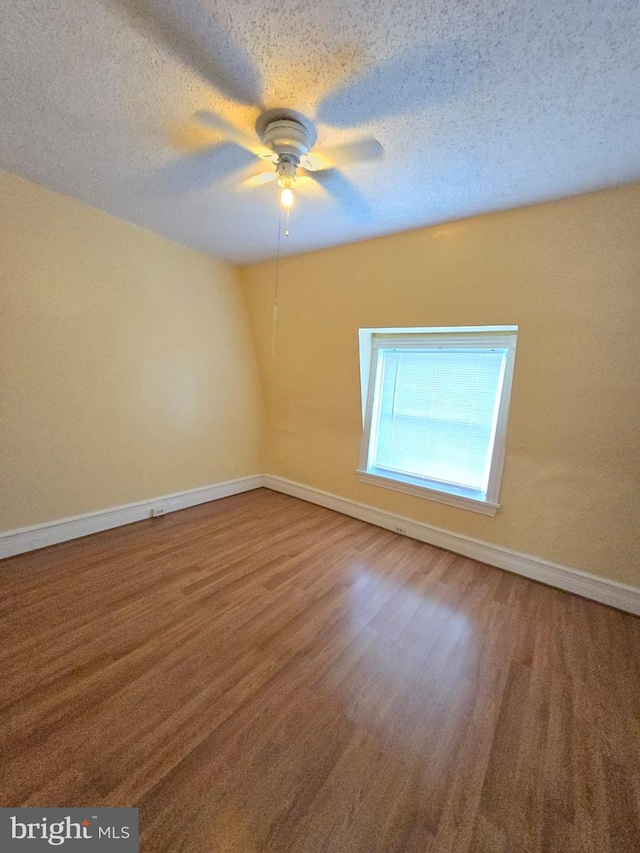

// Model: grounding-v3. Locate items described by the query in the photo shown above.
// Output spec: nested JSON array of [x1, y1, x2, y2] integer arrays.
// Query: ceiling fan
[[194, 107, 384, 210]]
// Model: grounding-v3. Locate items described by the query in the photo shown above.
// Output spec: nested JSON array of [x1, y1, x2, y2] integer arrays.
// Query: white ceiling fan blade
[[302, 138, 383, 171], [306, 169, 374, 219], [244, 169, 312, 192], [243, 172, 311, 194], [245, 171, 277, 188], [194, 110, 272, 159]]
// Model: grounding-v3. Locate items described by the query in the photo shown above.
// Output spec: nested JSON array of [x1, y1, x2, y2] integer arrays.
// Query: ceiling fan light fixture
[[276, 156, 297, 186], [276, 156, 297, 208]]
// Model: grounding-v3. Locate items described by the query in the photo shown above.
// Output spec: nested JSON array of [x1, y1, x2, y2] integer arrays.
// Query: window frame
[[357, 326, 518, 516]]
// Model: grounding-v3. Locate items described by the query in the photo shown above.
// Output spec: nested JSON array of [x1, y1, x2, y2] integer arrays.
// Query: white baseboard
[[0, 475, 265, 559], [3, 472, 638, 617], [263, 475, 640, 616]]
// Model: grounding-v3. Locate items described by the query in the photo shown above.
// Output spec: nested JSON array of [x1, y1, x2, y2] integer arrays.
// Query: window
[[358, 327, 517, 515]]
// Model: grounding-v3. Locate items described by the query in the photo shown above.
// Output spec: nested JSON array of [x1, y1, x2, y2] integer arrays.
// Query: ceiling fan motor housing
[[262, 119, 311, 160], [256, 109, 317, 158]]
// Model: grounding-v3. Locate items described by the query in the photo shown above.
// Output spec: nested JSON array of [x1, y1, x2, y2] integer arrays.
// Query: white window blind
[[369, 347, 507, 497]]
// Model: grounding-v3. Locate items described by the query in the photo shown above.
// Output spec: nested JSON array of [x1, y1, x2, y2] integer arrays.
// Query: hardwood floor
[[1, 488, 639, 852]]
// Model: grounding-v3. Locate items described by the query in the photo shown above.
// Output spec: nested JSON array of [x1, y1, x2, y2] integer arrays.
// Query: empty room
[[1, 1, 639, 851]]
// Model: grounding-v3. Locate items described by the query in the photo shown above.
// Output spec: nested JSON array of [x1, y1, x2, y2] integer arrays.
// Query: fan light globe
[[280, 188, 294, 208]]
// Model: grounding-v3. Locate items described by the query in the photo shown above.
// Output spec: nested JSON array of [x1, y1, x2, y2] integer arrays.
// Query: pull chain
[[271, 207, 283, 364], [271, 202, 292, 363]]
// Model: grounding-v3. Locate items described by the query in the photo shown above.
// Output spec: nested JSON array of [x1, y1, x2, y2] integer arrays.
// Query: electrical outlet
[[151, 507, 166, 518]]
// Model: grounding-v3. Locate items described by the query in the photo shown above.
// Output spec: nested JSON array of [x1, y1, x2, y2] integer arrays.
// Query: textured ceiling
[[1, 1, 639, 264]]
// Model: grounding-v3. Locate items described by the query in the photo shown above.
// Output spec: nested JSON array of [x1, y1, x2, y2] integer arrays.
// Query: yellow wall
[[242, 184, 640, 587], [2, 169, 638, 587], [0, 170, 263, 531]]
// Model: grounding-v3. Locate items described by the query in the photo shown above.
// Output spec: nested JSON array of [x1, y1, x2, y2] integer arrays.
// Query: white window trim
[[357, 326, 518, 516]]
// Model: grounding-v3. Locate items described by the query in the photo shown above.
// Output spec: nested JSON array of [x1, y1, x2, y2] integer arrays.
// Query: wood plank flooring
[[1, 488, 639, 852]]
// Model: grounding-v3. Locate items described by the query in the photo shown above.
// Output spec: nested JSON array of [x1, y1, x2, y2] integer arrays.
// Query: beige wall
[[242, 184, 640, 587], [0, 170, 263, 531]]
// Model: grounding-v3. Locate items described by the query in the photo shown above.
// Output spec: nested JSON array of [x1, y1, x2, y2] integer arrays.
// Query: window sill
[[356, 470, 500, 516]]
